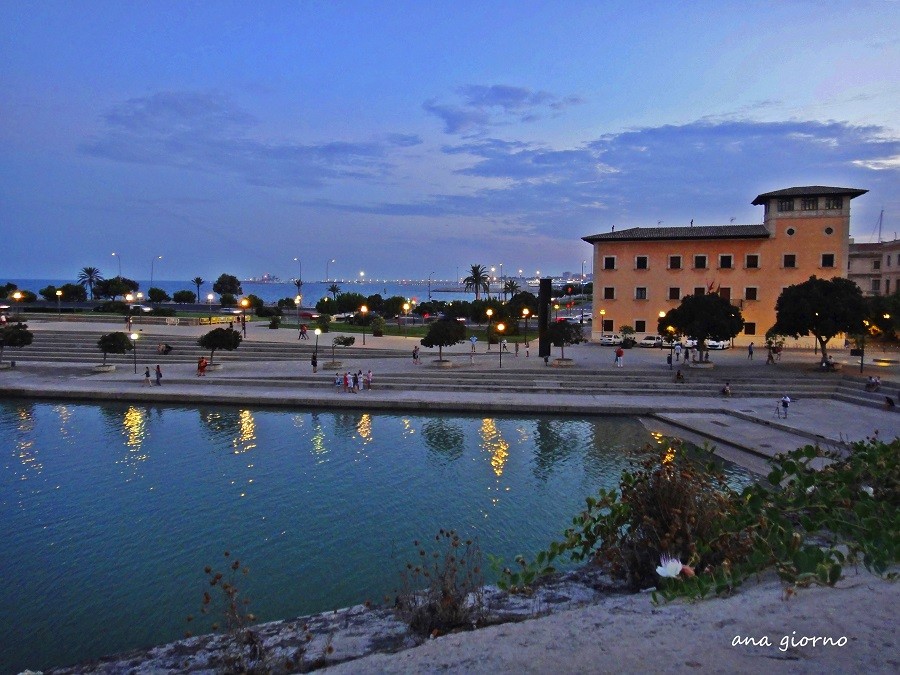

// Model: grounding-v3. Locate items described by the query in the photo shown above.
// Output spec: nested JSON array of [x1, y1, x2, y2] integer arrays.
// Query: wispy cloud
[[423, 84, 585, 134], [82, 91, 410, 188]]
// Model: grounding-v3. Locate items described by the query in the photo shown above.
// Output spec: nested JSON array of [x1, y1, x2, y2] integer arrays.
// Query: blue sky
[[1, 1, 898, 283]]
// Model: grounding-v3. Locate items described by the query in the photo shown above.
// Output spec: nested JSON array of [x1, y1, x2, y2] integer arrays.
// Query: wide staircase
[[7, 330, 897, 412]]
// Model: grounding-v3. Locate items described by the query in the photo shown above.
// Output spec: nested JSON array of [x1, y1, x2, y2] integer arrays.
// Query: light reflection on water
[[0, 398, 753, 673]]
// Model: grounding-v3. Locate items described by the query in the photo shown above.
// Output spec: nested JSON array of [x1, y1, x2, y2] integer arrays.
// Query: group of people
[[298, 324, 310, 340], [142, 365, 163, 386], [335, 370, 373, 392], [865, 375, 882, 391], [156, 343, 173, 355]]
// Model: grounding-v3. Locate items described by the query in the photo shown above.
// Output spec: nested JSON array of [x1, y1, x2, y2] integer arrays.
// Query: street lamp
[[150, 255, 162, 290], [314, 328, 321, 359], [490, 267, 496, 299], [496, 323, 505, 368], [360, 305, 368, 345], [660, 311, 672, 370], [553, 303, 560, 321], [12, 291, 22, 318], [522, 307, 530, 347], [295, 295, 303, 337], [428, 272, 434, 301], [56, 289, 62, 316], [111, 251, 122, 278], [599, 308, 606, 332], [359, 271, 365, 284], [240, 298, 249, 336], [130, 332, 139, 374], [207, 293, 214, 322], [402, 302, 410, 334], [486, 308, 494, 350], [326, 258, 335, 282]]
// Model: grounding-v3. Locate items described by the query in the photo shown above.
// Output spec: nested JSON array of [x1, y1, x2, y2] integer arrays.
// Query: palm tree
[[463, 264, 490, 301], [328, 283, 341, 301], [192, 277, 204, 298], [503, 279, 521, 299], [77, 267, 104, 300]]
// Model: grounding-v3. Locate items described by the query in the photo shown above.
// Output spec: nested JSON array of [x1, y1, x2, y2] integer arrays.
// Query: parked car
[[638, 335, 663, 347], [706, 339, 731, 350], [129, 304, 153, 314], [661, 336, 682, 348], [599, 333, 623, 345]]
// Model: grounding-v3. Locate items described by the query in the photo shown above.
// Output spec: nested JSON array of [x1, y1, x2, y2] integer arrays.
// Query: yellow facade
[[583, 186, 867, 345]]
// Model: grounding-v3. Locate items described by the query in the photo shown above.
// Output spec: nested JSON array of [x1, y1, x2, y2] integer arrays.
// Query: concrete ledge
[[432, 359, 455, 368], [92, 364, 116, 373], [687, 361, 715, 369], [206, 363, 223, 371], [553, 358, 575, 368], [323, 361, 342, 369]]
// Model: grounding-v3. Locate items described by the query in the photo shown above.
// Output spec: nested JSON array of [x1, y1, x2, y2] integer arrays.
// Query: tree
[[502, 279, 521, 299], [331, 335, 355, 361], [660, 293, 744, 354], [197, 327, 242, 364], [420, 318, 466, 361], [97, 331, 133, 365], [77, 267, 104, 300], [328, 283, 341, 301], [0, 322, 33, 363], [463, 264, 490, 301], [94, 276, 138, 300], [212, 274, 242, 296], [147, 287, 171, 303], [173, 290, 196, 304], [59, 283, 87, 302], [769, 276, 866, 360], [546, 321, 586, 359], [192, 277, 204, 298]]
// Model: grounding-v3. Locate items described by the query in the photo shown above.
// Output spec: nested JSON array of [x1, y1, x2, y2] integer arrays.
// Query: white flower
[[656, 555, 683, 578], [861, 485, 874, 497]]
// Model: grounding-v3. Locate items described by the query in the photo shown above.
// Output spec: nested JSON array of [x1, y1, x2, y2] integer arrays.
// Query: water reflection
[[233, 409, 257, 454], [531, 419, 582, 481], [357, 413, 373, 444], [479, 418, 509, 478], [421, 418, 465, 460], [117, 406, 150, 475]]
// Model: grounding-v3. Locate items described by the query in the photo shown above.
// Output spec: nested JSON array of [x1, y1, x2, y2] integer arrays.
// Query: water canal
[[1, 399, 753, 672]]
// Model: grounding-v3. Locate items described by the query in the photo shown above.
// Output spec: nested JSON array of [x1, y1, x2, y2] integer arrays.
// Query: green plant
[[173, 290, 197, 304], [395, 529, 485, 637], [0, 322, 34, 363], [96, 331, 133, 365], [268, 315, 281, 329], [370, 315, 386, 336], [500, 437, 899, 603], [198, 327, 242, 364], [420, 318, 465, 360]]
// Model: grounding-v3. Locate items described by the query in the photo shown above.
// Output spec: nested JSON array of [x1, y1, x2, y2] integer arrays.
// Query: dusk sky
[[1, 1, 898, 283]]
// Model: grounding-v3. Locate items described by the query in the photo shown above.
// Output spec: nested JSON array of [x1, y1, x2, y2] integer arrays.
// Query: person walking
[[311, 353, 318, 373], [748, 342, 754, 360], [142, 366, 152, 386], [365, 369, 373, 390], [413, 345, 420, 364], [674, 343, 682, 362], [155, 364, 162, 386], [615, 346, 624, 367]]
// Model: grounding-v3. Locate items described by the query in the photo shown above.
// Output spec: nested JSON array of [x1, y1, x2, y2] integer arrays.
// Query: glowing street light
[[150, 255, 162, 290], [314, 327, 321, 359], [486, 308, 494, 350], [360, 304, 369, 345], [326, 258, 335, 282], [522, 307, 530, 347], [295, 294, 303, 337], [496, 323, 505, 368], [207, 293, 214, 322], [111, 251, 122, 278], [56, 289, 62, 316], [402, 302, 410, 334], [130, 331, 139, 374], [12, 290, 23, 318]]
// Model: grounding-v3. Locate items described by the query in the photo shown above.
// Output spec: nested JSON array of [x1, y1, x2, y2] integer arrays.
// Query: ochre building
[[582, 186, 868, 345]]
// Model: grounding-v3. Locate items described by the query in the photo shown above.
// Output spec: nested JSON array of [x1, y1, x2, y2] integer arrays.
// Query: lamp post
[[360, 305, 368, 345], [207, 293, 214, 322], [553, 303, 560, 321], [428, 272, 434, 301], [490, 267, 496, 300], [130, 331, 139, 374], [314, 328, 321, 359], [860, 320, 869, 373], [326, 258, 335, 282], [499, 263, 504, 301], [56, 289, 62, 316], [295, 295, 303, 337], [136, 292, 143, 304], [486, 308, 494, 350], [12, 290, 22, 319], [496, 323, 505, 368], [660, 311, 673, 370], [150, 255, 162, 291], [402, 302, 410, 334], [240, 298, 249, 337], [522, 307, 530, 347], [599, 308, 606, 332], [112, 251, 122, 278]]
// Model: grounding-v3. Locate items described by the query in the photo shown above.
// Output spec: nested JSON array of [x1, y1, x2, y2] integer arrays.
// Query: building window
[[821, 253, 835, 268], [778, 199, 794, 212], [635, 255, 648, 270], [871, 279, 881, 292], [745, 287, 758, 301], [694, 287, 705, 296], [603, 287, 615, 300], [801, 197, 817, 210], [783, 254, 797, 268], [888, 255, 892, 267], [886, 280, 891, 294], [745, 254, 759, 269], [669, 255, 682, 270], [693, 255, 707, 269], [668, 287, 681, 301], [635, 287, 647, 300], [786, 227, 796, 236], [825, 196, 843, 210], [718, 287, 731, 301], [603, 256, 616, 270], [602, 319, 613, 332], [635, 320, 646, 333], [874, 260, 881, 270], [744, 322, 756, 335], [719, 254, 733, 269]]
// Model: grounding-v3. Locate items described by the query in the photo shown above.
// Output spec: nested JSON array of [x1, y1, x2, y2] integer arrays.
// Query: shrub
[[173, 290, 196, 304], [268, 316, 281, 329], [255, 305, 282, 318], [147, 287, 171, 303], [0, 322, 34, 363], [97, 331, 133, 365], [315, 314, 331, 333], [395, 530, 484, 636], [219, 293, 236, 307], [149, 307, 176, 317], [94, 300, 128, 314], [198, 327, 242, 364]]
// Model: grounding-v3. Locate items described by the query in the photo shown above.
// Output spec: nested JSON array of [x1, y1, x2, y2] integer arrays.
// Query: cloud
[[82, 91, 406, 188], [423, 84, 585, 134], [329, 119, 899, 240]]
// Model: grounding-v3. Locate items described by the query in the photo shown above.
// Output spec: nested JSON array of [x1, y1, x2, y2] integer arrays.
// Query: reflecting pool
[[0, 399, 753, 672]]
